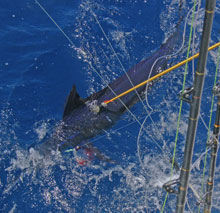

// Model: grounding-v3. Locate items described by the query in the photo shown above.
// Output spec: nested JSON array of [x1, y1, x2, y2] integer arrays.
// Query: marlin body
[[35, 31, 179, 160]]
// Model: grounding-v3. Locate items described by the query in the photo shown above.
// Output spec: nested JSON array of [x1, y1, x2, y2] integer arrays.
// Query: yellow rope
[[103, 41, 220, 105]]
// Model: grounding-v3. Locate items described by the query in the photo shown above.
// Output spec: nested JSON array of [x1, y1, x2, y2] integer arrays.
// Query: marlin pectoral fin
[[63, 85, 85, 119], [84, 144, 118, 164]]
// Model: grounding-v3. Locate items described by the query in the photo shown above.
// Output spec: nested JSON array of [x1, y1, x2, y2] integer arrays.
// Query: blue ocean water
[[1, 0, 220, 212]]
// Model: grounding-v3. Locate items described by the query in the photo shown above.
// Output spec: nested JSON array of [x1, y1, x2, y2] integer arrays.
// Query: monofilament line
[[35, 0, 74, 47], [91, 10, 147, 110]]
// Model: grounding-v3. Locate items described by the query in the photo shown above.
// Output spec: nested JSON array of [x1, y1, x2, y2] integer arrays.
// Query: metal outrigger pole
[[204, 84, 220, 213], [176, 0, 216, 212]]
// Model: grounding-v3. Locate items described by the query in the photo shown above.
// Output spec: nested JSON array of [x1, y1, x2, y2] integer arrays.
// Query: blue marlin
[[34, 28, 181, 162]]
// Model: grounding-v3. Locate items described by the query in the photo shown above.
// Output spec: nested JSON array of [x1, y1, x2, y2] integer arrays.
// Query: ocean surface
[[1, 0, 220, 212]]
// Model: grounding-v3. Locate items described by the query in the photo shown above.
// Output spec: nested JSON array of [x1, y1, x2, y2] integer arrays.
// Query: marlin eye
[[76, 146, 81, 150]]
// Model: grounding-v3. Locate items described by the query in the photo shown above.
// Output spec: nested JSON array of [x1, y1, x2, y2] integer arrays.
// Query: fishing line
[[91, 10, 147, 112], [191, 147, 211, 171], [34, 0, 74, 47], [216, 8, 220, 14], [199, 114, 209, 130], [191, 0, 202, 81], [65, 112, 153, 152], [89, 114, 151, 144], [186, 199, 193, 213]]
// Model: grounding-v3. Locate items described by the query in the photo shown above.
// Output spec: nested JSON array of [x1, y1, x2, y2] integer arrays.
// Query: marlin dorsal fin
[[63, 85, 84, 119]]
